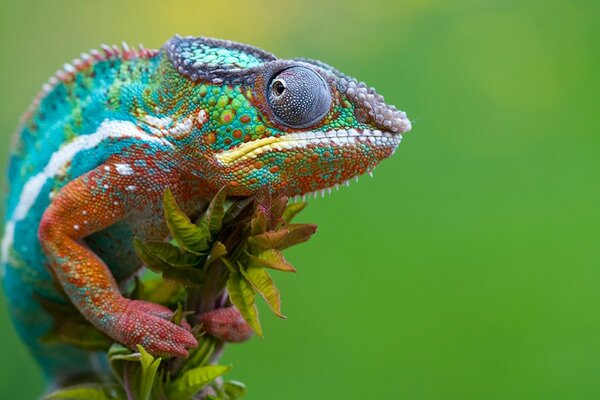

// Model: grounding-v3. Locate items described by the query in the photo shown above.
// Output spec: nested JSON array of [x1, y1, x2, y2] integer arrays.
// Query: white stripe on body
[[1, 119, 173, 274]]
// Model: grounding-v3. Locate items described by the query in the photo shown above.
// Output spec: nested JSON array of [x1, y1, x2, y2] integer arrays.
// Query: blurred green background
[[1, 0, 599, 398]]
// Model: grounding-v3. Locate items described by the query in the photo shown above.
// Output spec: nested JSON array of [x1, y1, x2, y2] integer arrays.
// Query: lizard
[[1, 35, 411, 385]]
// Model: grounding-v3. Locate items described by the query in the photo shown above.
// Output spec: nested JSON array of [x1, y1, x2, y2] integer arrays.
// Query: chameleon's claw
[[199, 306, 254, 343]]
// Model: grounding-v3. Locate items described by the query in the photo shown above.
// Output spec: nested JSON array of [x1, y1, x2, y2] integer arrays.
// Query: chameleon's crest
[[166, 35, 276, 82]]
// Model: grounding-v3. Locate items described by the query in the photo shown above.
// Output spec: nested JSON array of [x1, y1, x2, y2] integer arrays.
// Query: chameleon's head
[[166, 36, 411, 196]]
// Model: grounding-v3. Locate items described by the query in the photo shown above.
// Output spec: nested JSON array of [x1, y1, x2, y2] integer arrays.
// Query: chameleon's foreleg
[[38, 158, 198, 357]]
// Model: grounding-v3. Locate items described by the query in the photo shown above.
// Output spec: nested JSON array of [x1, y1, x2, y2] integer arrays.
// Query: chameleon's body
[[1, 36, 410, 384]]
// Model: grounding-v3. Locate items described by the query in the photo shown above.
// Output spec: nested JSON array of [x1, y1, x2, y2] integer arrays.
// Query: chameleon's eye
[[267, 66, 332, 128], [272, 79, 286, 97]]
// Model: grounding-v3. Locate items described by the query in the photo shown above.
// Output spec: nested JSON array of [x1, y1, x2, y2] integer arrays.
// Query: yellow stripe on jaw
[[216, 135, 283, 165], [215, 128, 398, 165]]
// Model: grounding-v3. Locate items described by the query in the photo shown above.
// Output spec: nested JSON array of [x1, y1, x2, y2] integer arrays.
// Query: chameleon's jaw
[[215, 128, 402, 165], [215, 128, 405, 196]]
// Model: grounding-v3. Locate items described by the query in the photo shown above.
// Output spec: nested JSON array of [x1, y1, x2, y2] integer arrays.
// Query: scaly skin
[[1, 36, 411, 382]]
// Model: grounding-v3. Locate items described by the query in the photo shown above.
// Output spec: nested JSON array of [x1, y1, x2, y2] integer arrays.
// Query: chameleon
[[1, 35, 411, 385]]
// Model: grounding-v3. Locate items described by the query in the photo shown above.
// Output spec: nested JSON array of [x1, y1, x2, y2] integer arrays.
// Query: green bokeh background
[[1, 1, 599, 398]]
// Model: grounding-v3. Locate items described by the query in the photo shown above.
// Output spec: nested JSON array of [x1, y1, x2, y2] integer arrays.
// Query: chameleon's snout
[[341, 79, 412, 135]]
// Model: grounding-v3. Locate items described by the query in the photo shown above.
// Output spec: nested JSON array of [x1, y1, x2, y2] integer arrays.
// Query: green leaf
[[150, 370, 170, 400], [247, 230, 289, 250], [137, 345, 162, 400], [133, 278, 186, 306], [250, 209, 268, 235], [205, 241, 227, 268], [272, 224, 317, 250], [169, 365, 231, 400], [171, 302, 184, 325], [178, 336, 216, 377], [198, 186, 228, 238], [247, 224, 316, 251], [247, 249, 296, 273], [134, 238, 204, 285], [224, 259, 263, 337], [134, 238, 176, 273], [44, 384, 124, 400], [240, 265, 284, 318], [170, 303, 194, 326], [164, 188, 210, 253], [143, 241, 202, 266], [108, 344, 140, 387], [282, 201, 307, 223], [108, 343, 139, 362], [223, 381, 247, 399]]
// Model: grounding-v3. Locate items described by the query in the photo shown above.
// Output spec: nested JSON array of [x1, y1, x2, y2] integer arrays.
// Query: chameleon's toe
[[138, 317, 198, 357], [129, 300, 174, 319], [115, 299, 198, 357], [199, 306, 253, 343], [127, 300, 192, 330]]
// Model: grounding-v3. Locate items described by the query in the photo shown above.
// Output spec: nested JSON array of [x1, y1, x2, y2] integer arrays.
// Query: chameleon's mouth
[[215, 129, 402, 165]]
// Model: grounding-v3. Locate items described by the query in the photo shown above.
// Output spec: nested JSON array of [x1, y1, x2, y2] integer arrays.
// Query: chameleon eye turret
[[266, 66, 332, 128]]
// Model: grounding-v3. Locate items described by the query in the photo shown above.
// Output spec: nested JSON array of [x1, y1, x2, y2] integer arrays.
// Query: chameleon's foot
[[199, 306, 253, 343], [114, 299, 198, 357]]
